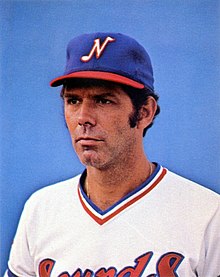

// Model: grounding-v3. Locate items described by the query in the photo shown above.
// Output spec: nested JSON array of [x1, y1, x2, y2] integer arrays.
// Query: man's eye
[[96, 98, 112, 104], [66, 98, 80, 105]]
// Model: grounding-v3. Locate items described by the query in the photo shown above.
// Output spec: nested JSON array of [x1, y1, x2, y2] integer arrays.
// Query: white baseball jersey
[[5, 164, 220, 277]]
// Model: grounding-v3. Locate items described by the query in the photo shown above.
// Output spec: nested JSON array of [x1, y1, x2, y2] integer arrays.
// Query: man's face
[[63, 83, 141, 170]]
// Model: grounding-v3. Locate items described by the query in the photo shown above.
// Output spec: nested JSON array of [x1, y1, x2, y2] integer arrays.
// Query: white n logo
[[81, 36, 115, 62]]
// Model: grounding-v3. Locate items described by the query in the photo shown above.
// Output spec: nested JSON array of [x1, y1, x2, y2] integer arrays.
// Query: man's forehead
[[63, 81, 126, 96]]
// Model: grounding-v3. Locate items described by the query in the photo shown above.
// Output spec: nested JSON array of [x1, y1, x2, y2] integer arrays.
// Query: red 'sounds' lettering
[[39, 251, 184, 277]]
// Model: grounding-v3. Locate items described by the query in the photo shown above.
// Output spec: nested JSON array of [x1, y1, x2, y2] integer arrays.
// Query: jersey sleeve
[[5, 199, 36, 277], [198, 199, 220, 276]]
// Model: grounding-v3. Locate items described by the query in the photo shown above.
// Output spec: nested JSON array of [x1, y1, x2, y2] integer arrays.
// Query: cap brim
[[50, 71, 144, 89]]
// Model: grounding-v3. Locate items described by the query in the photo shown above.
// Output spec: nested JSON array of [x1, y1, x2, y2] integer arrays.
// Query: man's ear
[[137, 96, 158, 129]]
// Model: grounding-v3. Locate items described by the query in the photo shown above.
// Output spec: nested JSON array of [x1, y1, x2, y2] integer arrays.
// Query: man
[[5, 32, 220, 277]]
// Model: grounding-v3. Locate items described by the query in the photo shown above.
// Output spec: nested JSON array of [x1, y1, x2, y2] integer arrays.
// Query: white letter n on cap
[[81, 36, 115, 62]]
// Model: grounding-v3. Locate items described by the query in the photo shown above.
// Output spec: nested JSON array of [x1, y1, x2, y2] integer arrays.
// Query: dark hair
[[60, 79, 160, 136], [121, 85, 160, 136]]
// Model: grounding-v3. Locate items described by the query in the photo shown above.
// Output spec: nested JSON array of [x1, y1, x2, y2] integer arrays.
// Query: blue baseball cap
[[50, 32, 154, 91]]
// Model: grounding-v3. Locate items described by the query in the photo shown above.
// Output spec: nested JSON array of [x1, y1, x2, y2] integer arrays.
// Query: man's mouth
[[75, 137, 104, 146]]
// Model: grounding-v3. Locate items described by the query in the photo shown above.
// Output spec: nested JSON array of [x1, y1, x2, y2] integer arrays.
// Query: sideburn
[[129, 108, 140, 128]]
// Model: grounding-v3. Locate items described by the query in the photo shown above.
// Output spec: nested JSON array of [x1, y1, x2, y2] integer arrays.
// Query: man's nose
[[77, 101, 96, 126]]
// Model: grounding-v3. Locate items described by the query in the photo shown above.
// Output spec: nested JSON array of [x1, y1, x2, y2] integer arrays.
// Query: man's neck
[[85, 156, 154, 211]]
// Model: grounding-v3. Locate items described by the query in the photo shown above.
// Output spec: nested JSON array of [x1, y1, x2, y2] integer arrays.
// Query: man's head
[[50, 32, 160, 168]]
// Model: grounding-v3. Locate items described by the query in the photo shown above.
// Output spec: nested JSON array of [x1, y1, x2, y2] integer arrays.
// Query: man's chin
[[79, 151, 104, 168]]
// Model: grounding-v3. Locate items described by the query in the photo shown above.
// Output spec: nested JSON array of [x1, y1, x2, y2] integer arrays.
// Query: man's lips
[[75, 137, 104, 145]]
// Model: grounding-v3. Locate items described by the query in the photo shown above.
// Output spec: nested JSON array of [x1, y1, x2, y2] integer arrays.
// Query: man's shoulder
[[166, 169, 219, 194], [164, 168, 219, 210], [25, 174, 82, 208]]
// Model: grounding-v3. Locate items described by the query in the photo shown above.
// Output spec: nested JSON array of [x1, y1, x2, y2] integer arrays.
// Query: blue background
[[1, 0, 220, 273]]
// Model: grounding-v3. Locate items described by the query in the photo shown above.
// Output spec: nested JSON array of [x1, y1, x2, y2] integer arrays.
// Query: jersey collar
[[78, 164, 167, 225]]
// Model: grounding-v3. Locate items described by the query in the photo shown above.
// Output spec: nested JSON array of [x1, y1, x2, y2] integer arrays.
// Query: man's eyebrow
[[63, 92, 80, 98]]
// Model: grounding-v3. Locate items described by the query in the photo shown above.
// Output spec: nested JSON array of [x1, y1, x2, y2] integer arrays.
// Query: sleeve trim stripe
[[7, 269, 19, 277]]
